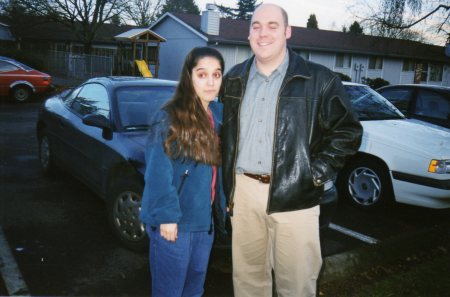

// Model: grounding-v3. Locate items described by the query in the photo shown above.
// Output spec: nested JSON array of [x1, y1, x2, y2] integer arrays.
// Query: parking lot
[[1, 97, 450, 296]]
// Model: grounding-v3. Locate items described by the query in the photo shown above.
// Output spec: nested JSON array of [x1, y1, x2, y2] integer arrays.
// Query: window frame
[[335, 53, 351, 68], [368, 56, 383, 70], [66, 83, 110, 118], [402, 59, 415, 72]]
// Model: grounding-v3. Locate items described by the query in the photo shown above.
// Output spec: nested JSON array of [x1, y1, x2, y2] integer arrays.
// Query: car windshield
[[116, 86, 176, 130], [344, 85, 404, 121]]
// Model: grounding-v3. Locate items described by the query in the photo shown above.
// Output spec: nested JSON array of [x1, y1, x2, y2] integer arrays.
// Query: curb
[[0, 227, 30, 296], [319, 224, 450, 285]]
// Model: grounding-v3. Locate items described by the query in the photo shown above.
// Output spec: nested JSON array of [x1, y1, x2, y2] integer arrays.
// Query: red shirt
[[208, 109, 217, 203]]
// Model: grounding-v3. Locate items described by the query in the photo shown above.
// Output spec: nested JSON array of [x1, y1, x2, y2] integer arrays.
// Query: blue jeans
[[147, 226, 214, 297]]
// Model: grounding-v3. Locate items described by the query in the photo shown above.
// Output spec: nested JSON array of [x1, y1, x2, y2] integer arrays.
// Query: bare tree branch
[[13, 0, 128, 53], [387, 4, 449, 30], [123, 0, 164, 26]]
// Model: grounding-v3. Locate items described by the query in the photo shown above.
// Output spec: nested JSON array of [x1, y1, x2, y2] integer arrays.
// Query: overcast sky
[[196, 0, 360, 31], [194, 0, 448, 45]]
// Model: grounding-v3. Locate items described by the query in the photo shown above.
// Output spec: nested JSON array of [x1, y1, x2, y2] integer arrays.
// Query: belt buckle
[[259, 174, 270, 184]]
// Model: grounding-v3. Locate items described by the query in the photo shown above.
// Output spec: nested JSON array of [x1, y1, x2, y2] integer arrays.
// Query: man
[[220, 3, 362, 297]]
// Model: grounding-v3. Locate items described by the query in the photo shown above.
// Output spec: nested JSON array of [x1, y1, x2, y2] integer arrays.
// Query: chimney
[[201, 4, 220, 36]]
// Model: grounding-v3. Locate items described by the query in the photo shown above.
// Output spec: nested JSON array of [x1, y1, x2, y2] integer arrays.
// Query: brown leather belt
[[243, 173, 271, 184]]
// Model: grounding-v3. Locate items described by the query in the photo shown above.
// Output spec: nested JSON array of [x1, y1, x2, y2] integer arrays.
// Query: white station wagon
[[337, 82, 450, 209]]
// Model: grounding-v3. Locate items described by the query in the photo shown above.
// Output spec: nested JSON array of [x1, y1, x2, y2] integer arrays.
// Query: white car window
[[344, 85, 404, 121], [416, 90, 450, 120]]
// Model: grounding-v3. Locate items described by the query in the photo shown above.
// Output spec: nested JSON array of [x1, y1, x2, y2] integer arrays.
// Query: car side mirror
[[82, 114, 113, 140]]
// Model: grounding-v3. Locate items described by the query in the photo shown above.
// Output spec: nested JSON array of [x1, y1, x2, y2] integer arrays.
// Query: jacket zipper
[[177, 169, 189, 194], [266, 75, 300, 214], [228, 78, 246, 213], [177, 166, 214, 234]]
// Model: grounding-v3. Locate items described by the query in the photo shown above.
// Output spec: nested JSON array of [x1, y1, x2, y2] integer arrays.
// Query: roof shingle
[[171, 12, 448, 62]]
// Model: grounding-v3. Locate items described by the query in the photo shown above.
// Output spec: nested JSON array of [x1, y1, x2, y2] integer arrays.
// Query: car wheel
[[338, 158, 394, 209], [38, 132, 56, 175], [107, 178, 148, 252], [11, 86, 32, 102]]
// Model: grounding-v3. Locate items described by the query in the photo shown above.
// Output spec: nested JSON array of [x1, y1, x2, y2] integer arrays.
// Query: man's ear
[[286, 25, 292, 39]]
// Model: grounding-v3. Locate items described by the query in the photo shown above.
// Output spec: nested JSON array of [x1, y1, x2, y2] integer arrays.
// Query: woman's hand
[[160, 223, 178, 242]]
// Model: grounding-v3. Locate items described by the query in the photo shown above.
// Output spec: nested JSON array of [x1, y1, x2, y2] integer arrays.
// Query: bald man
[[220, 4, 362, 297]]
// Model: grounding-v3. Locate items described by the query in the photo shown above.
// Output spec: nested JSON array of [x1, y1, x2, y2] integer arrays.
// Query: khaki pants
[[231, 174, 322, 297]]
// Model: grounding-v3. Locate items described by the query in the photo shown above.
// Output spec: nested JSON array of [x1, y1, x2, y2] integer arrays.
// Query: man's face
[[248, 5, 291, 65]]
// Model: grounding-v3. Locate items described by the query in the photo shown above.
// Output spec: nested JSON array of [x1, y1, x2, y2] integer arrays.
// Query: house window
[[335, 54, 351, 68], [368, 56, 383, 69], [71, 45, 84, 55], [420, 63, 428, 82], [402, 59, 415, 71], [429, 64, 443, 81], [53, 43, 68, 52], [91, 47, 115, 57]]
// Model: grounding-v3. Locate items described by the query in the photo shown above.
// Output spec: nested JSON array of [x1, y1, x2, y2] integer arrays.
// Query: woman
[[139, 47, 226, 297]]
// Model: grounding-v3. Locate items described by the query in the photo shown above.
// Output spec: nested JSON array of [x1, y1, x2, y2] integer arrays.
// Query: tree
[[217, 0, 260, 20], [110, 14, 122, 26], [306, 14, 318, 29], [216, 4, 235, 19], [158, 0, 199, 16], [12, 0, 128, 53], [236, 0, 257, 20], [349, 21, 364, 34], [124, 0, 164, 27], [357, 0, 449, 43]]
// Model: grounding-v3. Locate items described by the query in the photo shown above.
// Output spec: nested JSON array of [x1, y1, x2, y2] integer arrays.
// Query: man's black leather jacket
[[220, 48, 363, 214]]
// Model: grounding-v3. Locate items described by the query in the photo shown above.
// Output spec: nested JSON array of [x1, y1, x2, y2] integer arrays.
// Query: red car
[[0, 56, 53, 102]]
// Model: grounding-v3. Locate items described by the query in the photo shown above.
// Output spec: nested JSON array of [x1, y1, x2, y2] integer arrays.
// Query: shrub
[[334, 72, 352, 82], [362, 77, 390, 89]]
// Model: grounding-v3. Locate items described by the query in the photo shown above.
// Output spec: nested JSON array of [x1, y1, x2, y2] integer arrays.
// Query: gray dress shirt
[[236, 52, 289, 174]]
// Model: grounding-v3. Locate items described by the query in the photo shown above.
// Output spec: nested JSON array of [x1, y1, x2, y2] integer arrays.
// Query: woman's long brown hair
[[163, 47, 224, 166]]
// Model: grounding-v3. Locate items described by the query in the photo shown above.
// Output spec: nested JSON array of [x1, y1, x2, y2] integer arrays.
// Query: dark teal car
[[36, 76, 177, 252]]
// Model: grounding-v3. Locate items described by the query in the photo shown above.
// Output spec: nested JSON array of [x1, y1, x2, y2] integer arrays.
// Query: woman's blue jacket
[[139, 102, 226, 233]]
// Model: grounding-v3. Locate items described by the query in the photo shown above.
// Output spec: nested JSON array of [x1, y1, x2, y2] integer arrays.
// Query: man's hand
[[160, 223, 178, 242]]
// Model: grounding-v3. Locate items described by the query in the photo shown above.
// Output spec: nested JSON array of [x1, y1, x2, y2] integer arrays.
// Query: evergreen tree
[[159, 0, 199, 16], [348, 21, 363, 34], [216, 4, 235, 19], [236, 0, 257, 20], [306, 14, 318, 29], [217, 0, 259, 20], [110, 14, 122, 26]]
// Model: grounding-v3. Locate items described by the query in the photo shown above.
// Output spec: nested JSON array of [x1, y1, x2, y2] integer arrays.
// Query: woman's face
[[191, 56, 223, 110]]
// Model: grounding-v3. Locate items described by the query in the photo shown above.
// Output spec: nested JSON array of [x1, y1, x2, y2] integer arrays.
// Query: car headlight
[[428, 159, 450, 174]]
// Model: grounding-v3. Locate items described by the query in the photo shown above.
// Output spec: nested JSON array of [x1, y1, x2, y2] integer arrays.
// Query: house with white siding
[[150, 5, 450, 86]]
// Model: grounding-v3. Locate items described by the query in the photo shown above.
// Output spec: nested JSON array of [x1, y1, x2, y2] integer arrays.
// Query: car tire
[[107, 178, 148, 252], [38, 132, 57, 175], [337, 158, 394, 209], [11, 85, 32, 102]]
